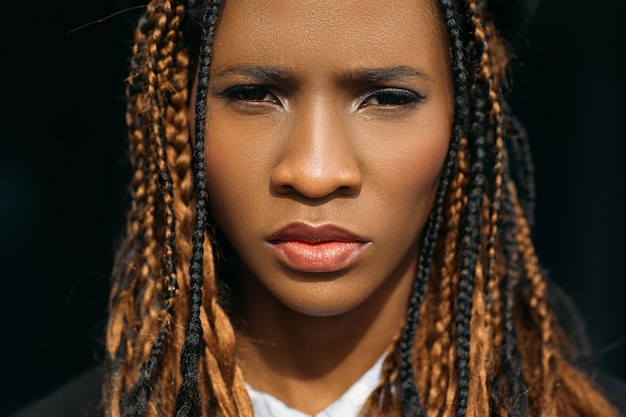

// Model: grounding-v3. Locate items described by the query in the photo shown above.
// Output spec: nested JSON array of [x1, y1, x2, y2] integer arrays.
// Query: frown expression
[[203, 0, 454, 317]]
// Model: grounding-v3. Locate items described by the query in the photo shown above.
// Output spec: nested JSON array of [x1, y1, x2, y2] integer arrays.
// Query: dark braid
[[505, 110, 536, 228], [497, 167, 529, 416], [397, 1, 471, 415], [396, 146, 448, 417], [499, 113, 534, 416], [451, 1, 494, 414], [489, 71, 533, 417], [174, 2, 222, 416], [122, 325, 169, 416], [454, 126, 487, 417]]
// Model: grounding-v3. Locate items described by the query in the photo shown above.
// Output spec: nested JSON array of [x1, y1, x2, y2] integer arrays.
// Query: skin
[[202, 0, 453, 413]]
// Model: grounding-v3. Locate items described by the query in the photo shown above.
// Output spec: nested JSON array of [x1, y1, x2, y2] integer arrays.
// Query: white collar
[[246, 355, 385, 417]]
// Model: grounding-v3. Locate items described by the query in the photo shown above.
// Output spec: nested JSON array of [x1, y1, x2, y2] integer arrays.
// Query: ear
[[487, 0, 540, 43]]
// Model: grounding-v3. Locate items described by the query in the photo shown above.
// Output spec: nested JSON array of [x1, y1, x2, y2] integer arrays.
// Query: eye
[[219, 85, 280, 104], [360, 88, 424, 108]]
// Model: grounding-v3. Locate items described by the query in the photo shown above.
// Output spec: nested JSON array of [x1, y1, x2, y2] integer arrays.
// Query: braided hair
[[103, 0, 620, 416]]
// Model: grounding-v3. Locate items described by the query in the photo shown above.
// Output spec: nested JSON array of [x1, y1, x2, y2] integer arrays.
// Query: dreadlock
[[103, 0, 621, 416]]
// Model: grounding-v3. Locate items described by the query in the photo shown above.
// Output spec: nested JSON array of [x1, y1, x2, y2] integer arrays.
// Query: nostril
[[333, 185, 361, 199], [270, 161, 362, 199], [273, 183, 297, 195]]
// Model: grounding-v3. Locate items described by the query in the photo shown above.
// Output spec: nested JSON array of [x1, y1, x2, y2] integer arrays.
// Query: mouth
[[266, 222, 371, 273]]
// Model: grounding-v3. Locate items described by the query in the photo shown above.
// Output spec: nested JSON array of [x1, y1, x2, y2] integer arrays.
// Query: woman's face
[[204, 0, 453, 317]]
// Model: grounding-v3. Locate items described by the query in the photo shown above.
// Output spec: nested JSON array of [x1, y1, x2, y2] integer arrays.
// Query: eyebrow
[[347, 66, 433, 84], [213, 65, 293, 83], [213, 65, 432, 85]]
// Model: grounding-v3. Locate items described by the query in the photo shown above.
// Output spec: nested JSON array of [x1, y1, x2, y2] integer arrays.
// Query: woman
[[11, 0, 626, 416]]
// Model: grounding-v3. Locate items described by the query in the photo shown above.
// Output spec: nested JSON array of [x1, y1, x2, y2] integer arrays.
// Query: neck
[[233, 262, 415, 415]]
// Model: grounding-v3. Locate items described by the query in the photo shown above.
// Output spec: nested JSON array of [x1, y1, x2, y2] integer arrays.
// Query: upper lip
[[267, 222, 368, 243]]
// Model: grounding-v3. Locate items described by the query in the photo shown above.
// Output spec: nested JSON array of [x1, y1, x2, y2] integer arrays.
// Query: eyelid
[[358, 87, 425, 109], [218, 84, 282, 105]]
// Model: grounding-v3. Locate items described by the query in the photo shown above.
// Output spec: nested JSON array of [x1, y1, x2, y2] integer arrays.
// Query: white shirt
[[246, 355, 384, 417]]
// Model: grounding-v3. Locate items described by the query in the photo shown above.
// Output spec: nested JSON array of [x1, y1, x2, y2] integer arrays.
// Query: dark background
[[2, 1, 625, 415]]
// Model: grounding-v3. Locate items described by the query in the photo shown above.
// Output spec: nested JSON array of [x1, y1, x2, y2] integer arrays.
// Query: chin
[[276, 284, 369, 318]]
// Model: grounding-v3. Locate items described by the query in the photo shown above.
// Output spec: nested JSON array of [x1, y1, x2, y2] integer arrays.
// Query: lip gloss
[[270, 240, 369, 272], [266, 222, 370, 272]]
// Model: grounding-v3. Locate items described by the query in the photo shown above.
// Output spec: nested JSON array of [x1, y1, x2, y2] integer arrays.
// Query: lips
[[266, 223, 370, 272]]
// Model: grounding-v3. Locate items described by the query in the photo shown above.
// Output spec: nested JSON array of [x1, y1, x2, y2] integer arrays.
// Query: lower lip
[[269, 241, 369, 272]]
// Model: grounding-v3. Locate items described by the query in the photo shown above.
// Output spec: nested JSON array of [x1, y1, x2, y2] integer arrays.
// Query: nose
[[270, 101, 362, 199]]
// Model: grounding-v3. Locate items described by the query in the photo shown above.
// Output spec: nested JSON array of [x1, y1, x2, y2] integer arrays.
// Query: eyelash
[[219, 85, 280, 104], [218, 85, 425, 109], [359, 88, 425, 109]]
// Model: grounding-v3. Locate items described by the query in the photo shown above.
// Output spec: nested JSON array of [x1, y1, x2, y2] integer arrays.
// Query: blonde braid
[[508, 181, 619, 416], [463, 1, 513, 414], [105, 0, 197, 415], [105, 0, 166, 412], [467, 260, 491, 417], [145, 1, 193, 412], [473, 12, 508, 365], [510, 184, 558, 417]]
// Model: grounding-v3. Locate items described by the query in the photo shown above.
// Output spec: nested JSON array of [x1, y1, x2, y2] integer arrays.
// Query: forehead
[[212, 0, 448, 72]]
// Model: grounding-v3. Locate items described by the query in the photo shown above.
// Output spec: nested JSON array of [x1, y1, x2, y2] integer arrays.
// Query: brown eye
[[220, 85, 279, 103], [360, 88, 424, 108]]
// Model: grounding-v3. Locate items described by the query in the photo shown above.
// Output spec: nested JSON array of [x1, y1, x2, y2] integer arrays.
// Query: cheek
[[360, 114, 452, 214], [204, 119, 248, 217], [386, 144, 447, 236], [203, 115, 275, 235], [206, 115, 263, 180]]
